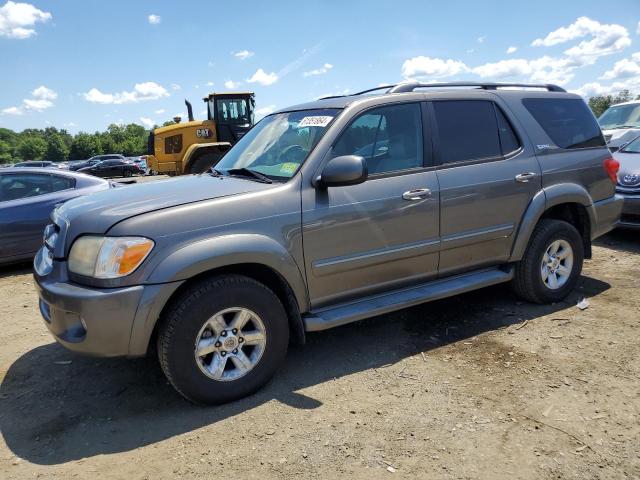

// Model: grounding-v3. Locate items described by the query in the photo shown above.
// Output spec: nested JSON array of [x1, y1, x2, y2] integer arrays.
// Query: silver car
[[613, 136, 640, 228], [34, 82, 623, 404]]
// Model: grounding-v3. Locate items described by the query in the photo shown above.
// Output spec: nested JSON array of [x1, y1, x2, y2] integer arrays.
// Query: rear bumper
[[591, 194, 624, 239]]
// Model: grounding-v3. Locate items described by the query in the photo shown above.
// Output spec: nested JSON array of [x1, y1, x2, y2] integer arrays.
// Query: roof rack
[[319, 81, 566, 100]]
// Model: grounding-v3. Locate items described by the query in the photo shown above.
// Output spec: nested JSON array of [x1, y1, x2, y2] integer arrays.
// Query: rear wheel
[[512, 219, 584, 304], [157, 275, 289, 404], [123, 169, 133, 177], [187, 151, 224, 174]]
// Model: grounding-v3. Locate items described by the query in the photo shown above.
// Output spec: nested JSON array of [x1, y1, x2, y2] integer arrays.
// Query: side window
[[495, 107, 521, 155], [522, 98, 605, 149], [0, 174, 52, 202], [51, 175, 75, 192], [333, 103, 423, 175], [165, 134, 183, 154], [433, 100, 502, 164]]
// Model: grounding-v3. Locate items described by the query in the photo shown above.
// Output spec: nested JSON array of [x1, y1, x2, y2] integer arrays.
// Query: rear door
[[431, 98, 541, 276], [301, 102, 440, 308]]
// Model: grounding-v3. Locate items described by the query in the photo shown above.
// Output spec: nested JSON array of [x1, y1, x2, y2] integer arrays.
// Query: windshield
[[216, 108, 340, 180], [621, 136, 640, 153], [598, 104, 640, 130], [213, 98, 253, 125]]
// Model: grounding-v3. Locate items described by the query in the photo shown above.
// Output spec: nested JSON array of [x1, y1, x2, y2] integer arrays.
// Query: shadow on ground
[[594, 228, 639, 255], [0, 275, 609, 465]]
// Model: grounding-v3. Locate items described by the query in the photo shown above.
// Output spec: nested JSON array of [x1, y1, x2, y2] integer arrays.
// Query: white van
[[598, 100, 640, 151]]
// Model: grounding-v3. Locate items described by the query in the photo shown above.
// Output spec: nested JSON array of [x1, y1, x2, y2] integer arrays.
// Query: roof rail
[[387, 81, 566, 93]]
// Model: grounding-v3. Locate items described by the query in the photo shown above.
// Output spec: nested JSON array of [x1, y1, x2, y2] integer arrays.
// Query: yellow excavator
[[147, 92, 255, 175]]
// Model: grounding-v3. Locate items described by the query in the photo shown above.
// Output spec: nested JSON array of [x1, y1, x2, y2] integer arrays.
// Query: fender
[[183, 142, 231, 169], [509, 183, 596, 261], [147, 233, 310, 313]]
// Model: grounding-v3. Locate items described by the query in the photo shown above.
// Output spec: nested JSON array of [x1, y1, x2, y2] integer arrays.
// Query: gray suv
[[34, 82, 623, 404]]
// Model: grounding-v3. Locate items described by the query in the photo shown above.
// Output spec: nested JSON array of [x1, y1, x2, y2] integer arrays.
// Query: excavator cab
[[205, 92, 255, 144]]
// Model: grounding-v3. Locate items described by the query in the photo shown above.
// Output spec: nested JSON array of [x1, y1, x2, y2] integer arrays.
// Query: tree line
[[0, 123, 149, 165], [1, 89, 639, 165]]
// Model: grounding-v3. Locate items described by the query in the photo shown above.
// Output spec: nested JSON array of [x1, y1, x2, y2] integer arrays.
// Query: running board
[[303, 267, 514, 332]]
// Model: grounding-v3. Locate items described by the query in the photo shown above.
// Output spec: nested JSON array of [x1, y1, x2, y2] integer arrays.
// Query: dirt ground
[[0, 229, 638, 479]]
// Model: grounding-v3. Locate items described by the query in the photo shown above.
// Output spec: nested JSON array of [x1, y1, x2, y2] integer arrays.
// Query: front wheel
[[157, 275, 289, 404], [123, 169, 133, 177], [512, 219, 584, 304]]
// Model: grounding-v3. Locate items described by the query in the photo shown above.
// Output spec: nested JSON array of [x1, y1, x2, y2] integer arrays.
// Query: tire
[[123, 169, 132, 177], [187, 152, 223, 174], [512, 219, 584, 304], [157, 275, 289, 404]]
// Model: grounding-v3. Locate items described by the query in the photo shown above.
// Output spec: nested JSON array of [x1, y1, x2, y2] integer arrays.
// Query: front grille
[[621, 214, 640, 224]]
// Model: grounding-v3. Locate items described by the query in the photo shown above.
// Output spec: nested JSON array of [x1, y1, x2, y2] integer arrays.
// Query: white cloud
[[507, 46, 518, 54], [477, 36, 486, 43], [154, 108, 165, 114], [1, 106, 22, 115], [233, 50, 254, 60], [401, 56, 468, 79], [473, 59, 532, 78], [303, 63, 333, 77], [247, 68, 278, 86], [147, 14, 161, 25], [1, 84, 57, 115], [0, 1, 51, 39], [317, 89, 350, 99], [599, 52, 640, 80], [255, 105, 276, 119], [532, 17, 630, 64], [82, 81, 169, 104], [170, 83, 181, 91], [224, 80, 241, 89], [139, 117, 155, 128], [32, 85, 56, 100], [207, 81, 214, 86]]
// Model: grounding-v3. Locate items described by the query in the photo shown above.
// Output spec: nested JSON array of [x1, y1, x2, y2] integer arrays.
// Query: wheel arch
[[510, 184, 595, 262]]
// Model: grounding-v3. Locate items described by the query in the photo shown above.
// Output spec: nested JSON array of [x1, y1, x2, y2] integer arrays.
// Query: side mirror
[[316, 155, 368, 188]]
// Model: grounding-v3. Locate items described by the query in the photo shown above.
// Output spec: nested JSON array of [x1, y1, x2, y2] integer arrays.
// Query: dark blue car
[[0, 168, 114, 266]]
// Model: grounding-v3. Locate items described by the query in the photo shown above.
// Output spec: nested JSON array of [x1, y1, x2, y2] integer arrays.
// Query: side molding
[[509, 184, 595, 261]]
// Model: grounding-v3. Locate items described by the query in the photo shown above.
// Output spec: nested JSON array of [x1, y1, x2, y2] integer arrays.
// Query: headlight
[[68, 236, 154, 279]]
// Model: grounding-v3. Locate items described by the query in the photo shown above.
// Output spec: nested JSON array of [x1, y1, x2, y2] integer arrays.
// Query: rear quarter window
[[522, 98, 605, 150]]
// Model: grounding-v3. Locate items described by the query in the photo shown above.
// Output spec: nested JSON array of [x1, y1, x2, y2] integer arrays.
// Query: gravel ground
[[0, 229, 638, 479]]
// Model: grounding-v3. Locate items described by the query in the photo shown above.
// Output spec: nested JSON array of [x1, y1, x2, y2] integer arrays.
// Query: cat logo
[[196, 128, 212, 138]]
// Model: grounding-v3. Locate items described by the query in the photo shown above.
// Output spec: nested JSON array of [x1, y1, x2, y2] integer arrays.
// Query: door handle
[[515, 172, 537, 183], [402, 188, 431, 200]]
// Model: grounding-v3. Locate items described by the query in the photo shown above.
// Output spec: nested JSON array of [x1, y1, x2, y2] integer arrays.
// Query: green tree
[[16, 136, 47, 160], [0, 139, 12, 164], [588, 89, 637, 118], [46, 134, 70, 161], [69, 133, 101, 160]]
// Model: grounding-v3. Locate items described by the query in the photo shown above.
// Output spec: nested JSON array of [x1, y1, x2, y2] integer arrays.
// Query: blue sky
[[0, 0, 639, 133]]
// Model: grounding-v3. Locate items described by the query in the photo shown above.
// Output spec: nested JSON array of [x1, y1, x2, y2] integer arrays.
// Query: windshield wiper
[[208, 167, 224, 177], [226, 167, 273, 184]]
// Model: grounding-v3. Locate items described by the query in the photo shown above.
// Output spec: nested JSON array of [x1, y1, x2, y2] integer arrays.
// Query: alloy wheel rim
[[194, 307, 267, 381], [541, 239, 573, 290]]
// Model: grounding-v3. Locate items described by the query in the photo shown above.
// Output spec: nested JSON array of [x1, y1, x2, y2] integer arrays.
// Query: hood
[[602, 127, 640, 148], [55, 174, 274, 252]]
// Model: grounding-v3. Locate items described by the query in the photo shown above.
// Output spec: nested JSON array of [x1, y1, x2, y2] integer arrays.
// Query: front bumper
[[617, 191, 640, 229], [591, 194, 624, 238], [34, 247, 183, 357]]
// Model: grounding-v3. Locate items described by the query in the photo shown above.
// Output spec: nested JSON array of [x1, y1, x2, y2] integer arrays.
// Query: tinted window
[[216, 98, 251, 125], [51, 175, 75, 192], [495, 107, 520, 155], [433, 100, 501, 164], [334, 103, 423, 175], [165, 134, 183, 154], [523, 98, 605, 149], [0, 173, 53, 201]]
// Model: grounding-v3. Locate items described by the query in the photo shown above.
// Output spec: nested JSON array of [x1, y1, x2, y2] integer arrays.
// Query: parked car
[[598, 100, 640, 151], [78, 159, 143, 178], [612, 135, 640, 228], [34, 82, 622, 404], [0, 168, 114, 266], [68, 154, 126, 171], [14, 161, 62, 169]]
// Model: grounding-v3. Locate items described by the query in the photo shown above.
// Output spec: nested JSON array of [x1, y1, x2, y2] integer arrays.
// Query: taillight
[[603, 157, 620, 184]]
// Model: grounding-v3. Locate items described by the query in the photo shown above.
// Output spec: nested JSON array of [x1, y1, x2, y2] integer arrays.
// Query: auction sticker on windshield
[[298, 116, 334, 128]]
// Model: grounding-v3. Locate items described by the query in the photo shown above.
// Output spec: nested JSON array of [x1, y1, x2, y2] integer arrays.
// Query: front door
[[302, 102, 440, 308], [430, 99, 541, 275]]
